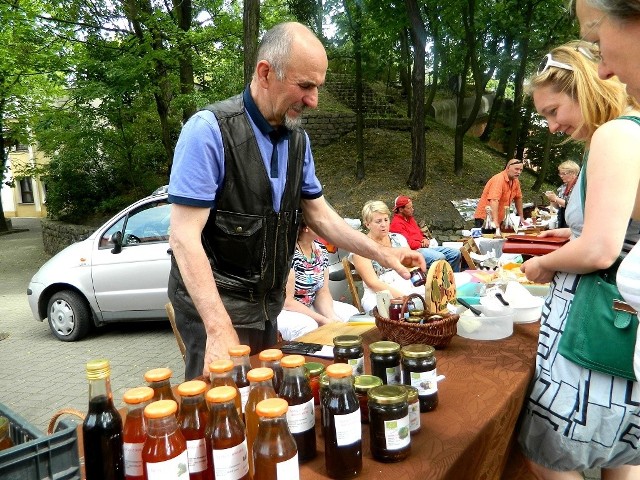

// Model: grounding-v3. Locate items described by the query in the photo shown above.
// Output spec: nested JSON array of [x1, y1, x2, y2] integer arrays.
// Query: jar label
[[186, 438, 208, 473], [384, 414, 411, 450], [409, 369, 438, 395], [276, 453, 300, 480], [286, 398, 315, 434], [239, 385, 250, 413], [385, 366, 402, 385], [123, 442, 144, 476], [145, 450, 190, 479], [408, 402, 421, 432], [212, 439, 250, 480], [348, 357, 365, 376], [334, 409, 362, 446]]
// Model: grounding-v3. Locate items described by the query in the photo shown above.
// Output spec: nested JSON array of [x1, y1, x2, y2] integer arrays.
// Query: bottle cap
[[304, 362, 325, 377], [401, 344, 435, 359], [228, 345, 251, 357], [368, 385, 408, 405], [208, 359, 234, 373], [144, 399, 177, 419], [403, 385, 419, 403], [369, 341, 401, 354], [258, 349, 283, 361], [86, 359, 111, 380], [354, 375, 383, 393], [144, 367, 172, 382], [123, 386, 154, 405], [247, 367, 274, 382], [177, 380, 207, 397], [206, 386, 237, 404], [333, 335, 363, 347], [281, 354, 305, 368], [325, 363, 353, 378], [256, 398, 288, 418]]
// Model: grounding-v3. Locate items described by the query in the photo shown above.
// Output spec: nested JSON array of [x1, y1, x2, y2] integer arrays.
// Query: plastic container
[[455, 282, 483, 305], [479, 295, 543, 324], [0, 402, 81, 480], [457, 305, 515, 340]]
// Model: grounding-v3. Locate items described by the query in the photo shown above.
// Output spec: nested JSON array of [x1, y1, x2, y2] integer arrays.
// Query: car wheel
[[47, 290, 92, 341]]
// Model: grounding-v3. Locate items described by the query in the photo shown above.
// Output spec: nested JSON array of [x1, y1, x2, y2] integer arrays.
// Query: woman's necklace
[[297, 241, 313, 261]]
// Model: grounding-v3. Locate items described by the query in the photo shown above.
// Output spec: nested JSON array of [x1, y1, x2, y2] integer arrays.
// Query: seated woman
[[277, 220, 360, 341], [351, 200, 424, 314]]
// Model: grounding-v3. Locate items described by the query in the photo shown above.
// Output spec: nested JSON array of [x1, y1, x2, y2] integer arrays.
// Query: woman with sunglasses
[[518, 41, 640, 480]]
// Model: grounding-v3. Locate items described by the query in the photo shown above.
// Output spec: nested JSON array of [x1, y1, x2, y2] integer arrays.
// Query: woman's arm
[[311, 269, 340, 320], [352, 254, 405, 298], [282, 268, 337, 326]]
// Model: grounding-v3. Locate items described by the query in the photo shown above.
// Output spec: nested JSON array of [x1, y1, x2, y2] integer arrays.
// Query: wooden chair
[[341, 257, 364, 313], [165, 302, 186, 363], [459, 238, 481, 270]]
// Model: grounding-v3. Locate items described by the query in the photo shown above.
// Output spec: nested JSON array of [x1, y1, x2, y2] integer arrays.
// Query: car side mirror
[[111, 231, 123, 254]]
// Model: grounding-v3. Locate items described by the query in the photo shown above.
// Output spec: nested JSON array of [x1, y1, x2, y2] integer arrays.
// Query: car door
[[91, 199, 172, 321]]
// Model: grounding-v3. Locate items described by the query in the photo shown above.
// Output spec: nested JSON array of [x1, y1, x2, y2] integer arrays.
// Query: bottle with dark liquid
[[278, 354, 316, 463], [209, 359, 242, 416], [142, 400, 189, 479], [259, 349, 284, 394], [322, 363, 362, 479], [229, 345, 252, 417], [122, 386, 154, 480], [244, 368, 277, 479], [481, 206, 496, 236], [144, 367, 177, 403], [205, 386, 250, 480], [253, 398, 300, 480], [501, 205, 515, 234], [83, 359, 125, 480], [177, 380, 212, 480]]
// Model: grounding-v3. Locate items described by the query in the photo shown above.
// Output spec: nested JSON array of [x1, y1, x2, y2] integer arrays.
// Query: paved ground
[[0, 217, 183, 432]]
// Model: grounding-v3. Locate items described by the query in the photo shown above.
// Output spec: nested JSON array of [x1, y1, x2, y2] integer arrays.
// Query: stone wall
[[302, 112, 356, 146], [42, 219, 95, 256]]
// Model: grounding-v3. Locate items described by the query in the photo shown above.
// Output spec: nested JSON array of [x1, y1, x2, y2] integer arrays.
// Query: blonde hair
[[558, 160, 580, 174], [527, 40, 639, 141], [361, 200, 390, 225]]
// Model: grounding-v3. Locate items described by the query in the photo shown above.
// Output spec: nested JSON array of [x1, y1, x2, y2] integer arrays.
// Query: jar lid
[[177, 380, 207, 397], [86, 359, 111, 380], [319, 372, 329, 388], [304, 362, 325, 376], [209, 359, 234, 373], [368, 385, 408, 405], [256, 398, 288, 418], [247, 367, 274, 382], [325, 363, 353, 378], [228, 344, 251, 357], [333, 334, 363, 347], [205, 386, 237, 404], [390, 298, 404, 305], [401, 344, 435, 358], [354, 375, 383, 392], [281, 354, 305, 368], [369, 341, 400, 354], [144, 367, 172, 382], [258, 349, 283, 361], [123, 386, 155, 405], [144, 399, 178, 419], [403, 385, 419, 402]]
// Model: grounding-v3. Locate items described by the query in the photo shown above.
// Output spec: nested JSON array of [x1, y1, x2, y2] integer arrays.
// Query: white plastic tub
[[457, 306, 514, 340]]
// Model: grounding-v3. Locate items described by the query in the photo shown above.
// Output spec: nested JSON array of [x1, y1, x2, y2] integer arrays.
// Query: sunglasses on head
[[537, 53, 574, 75], [506, 160, 523, 168]]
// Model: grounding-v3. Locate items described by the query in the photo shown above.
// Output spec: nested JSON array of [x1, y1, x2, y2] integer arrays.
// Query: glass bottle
[[322, 363, 362, 479], [401, 344, 438, 412], [144, 367, 177, 403], [501, 205, 514, 233], [369, 341, 402, 385], [304, 362, 325, 405], [177, 380, 212, 480], [279, 354, 316, 463], [244, 367, 277, 478], [333, 335, 364, 376], [208, 359, 242, 415], [205, 386, 250, 480], [388, 298, 404, 321], [353, 375, 383, 423], [228, 345, 252, 417], [122, 386, 154, 480], [83, 359, 125, 480], [0, 416, 14, 451], [253, 398, 300, 480], [367, 385, 410, 463], [142, 400, 189, 480], [481, 206, 496, 236], [259, 349, 284, 394]]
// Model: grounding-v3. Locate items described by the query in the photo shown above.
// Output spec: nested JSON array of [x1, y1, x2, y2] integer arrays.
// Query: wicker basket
[[373, 293, 459, 348]]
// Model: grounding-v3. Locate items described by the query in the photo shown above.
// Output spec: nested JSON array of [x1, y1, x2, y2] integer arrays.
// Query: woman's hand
[[520, 257, 556, 284], [545, 191, 558, 202], [537, 228, 571, 239]]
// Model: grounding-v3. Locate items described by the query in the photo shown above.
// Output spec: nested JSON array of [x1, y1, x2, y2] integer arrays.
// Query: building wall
[[2, 146, 48, 218]]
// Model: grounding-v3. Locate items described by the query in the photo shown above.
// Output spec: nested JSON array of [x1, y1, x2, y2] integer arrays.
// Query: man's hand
[[379, 247, 426, 279], [202, 322, 240, 377]]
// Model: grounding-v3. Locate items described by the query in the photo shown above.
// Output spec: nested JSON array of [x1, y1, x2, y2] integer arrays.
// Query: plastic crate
[[0, 403, 81, 480]]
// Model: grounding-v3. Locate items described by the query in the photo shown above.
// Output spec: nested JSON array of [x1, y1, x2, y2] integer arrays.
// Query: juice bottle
[[259, 349, 284, 394], [209, 359, 242, 415], [253, 398, 299, 480], [228, 345, 252, 417], [0, 416, 14, 451], [177, 380, 212, 480], [142, 400, 189, 479], [205, 386, 250, 480], [322, 363, 362, 479], [279, 354, 316, 463], [122, 386, 154, 480], [244, 367, 277, 478], [144, 368, 177, 403], [83, 359, 125, 480]]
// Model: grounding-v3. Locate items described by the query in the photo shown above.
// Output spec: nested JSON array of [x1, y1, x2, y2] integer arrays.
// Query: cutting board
[[296, 322, 376, 345]]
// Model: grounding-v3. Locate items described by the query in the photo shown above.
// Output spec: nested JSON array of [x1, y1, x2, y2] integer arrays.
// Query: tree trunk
[[173, 0, 195, 124], [480, 36, 513, 143], [0, 111, 8, 232], [516, 97, 533, 161], [243, 0, 260, 86], [533, 128, 553, 192], [399, 29, 412, 118], [353, 1, 365, 180]]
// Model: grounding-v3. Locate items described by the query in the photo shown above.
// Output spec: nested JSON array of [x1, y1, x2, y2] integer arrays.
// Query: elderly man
[[389, 196, 461, 272], [473, 158, 525, 228], [167, 22, 424, 379]]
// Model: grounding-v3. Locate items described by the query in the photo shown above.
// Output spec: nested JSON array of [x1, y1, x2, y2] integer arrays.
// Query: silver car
[[27, 188, 354, 341]]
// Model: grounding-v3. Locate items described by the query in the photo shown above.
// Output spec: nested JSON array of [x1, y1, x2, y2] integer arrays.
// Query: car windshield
[[100, 201, 171, 248]]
